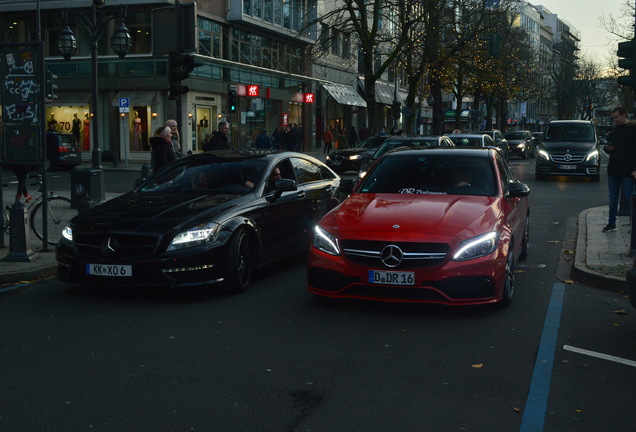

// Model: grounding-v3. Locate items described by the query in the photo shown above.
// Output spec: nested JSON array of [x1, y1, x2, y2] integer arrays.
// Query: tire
[[519, 214, 529, 260], [30, 196, 78, 245], [499, 248, 515, 307], [223, 228, 256, 293]]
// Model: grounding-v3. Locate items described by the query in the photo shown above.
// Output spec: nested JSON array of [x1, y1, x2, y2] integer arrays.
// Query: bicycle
[[3, 174, 79, 246]]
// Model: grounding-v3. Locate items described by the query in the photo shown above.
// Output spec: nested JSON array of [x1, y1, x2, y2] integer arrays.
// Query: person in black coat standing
[[203, 121, 231, 151], [149, 126, 176, 173], [603, 106, 636, 232]]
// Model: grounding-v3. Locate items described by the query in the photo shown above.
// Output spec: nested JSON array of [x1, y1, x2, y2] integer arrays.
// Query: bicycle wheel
[[30, 196, 78, 245]]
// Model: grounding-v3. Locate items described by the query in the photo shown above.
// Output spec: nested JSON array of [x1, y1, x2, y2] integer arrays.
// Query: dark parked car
[[46, 132, 82, 170], [477, 130, 509, 160], [308, 147, 530, 306], [358, 135, 455, 178], [448, 133, 508, 158], [325, 136, 389, 174], [56, 150, 344, 293], [535, 120, 602, 182], [504, 130, 533, 159]]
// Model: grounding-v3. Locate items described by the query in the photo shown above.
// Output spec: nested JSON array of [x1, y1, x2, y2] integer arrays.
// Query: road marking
[[563, 345, 636, 368], [519, 282, 565, 432]]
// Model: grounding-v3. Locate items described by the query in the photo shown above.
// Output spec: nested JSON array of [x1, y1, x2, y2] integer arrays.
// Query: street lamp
[[57, 1, 131, 169]]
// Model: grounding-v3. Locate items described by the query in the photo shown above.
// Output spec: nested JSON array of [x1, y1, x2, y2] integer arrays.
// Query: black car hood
[[73, 191, 244, 233], [541, 141, 597, 152]]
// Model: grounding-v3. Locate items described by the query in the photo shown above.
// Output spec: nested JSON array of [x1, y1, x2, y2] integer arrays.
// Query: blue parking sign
[[119, 97, 130, 113]]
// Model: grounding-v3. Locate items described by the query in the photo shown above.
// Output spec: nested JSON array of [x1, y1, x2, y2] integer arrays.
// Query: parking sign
[[119, 97, 130, 113]]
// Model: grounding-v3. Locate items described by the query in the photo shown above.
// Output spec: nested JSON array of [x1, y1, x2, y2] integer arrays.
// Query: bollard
[[2, 202, 37, 262], [111, 151, 119, 168]]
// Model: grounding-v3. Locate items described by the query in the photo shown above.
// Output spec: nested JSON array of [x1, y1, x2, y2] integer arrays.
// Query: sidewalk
[[2, 151, 628, 293]]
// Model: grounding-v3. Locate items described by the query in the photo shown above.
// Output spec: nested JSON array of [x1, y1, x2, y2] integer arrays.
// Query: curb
[[571, 208, 627, 293]]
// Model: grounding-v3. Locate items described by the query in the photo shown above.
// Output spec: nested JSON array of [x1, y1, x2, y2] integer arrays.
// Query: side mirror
[[339, 178, 355, 194], [268, 178, 297, 201], [507, 181, 530, 198]]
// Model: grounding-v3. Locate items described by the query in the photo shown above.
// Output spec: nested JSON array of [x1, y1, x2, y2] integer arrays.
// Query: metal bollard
[[2, 202, 37, 262]]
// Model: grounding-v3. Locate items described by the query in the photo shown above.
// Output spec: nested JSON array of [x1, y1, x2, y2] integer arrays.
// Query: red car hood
[[321, 193, 501, 243]]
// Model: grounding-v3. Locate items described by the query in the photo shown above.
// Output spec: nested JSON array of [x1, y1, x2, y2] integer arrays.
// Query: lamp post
[[57, 0, 132, 169]]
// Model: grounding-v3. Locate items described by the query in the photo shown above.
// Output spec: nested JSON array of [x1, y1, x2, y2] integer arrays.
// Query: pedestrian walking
[[348, 126, 358, 148], [203, 121, 231, 151], [254, 129, 272, 149], [322, 126, 334, 154], [149, 125, 176, 173], [603, 106, 636, 232], [165, 119, 182, 157]]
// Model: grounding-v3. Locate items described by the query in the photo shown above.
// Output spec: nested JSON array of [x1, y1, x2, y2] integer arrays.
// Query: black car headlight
[[537, 149, 550, 160], [167, 222, 220, 251], [61, 222, 73, 243], [453, 232, 498, 261], [312, 226, 341, 256], [585, 148, 599, 163]]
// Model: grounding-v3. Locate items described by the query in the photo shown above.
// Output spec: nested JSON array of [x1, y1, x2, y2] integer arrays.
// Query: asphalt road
[[0, 157, 635, 432]]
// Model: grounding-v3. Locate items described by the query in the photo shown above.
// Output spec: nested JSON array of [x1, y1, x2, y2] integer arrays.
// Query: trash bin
[[71, 168, 105, 204]]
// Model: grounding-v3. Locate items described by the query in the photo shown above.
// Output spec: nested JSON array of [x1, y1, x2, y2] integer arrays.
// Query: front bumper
[[307, 247, 506, 305]]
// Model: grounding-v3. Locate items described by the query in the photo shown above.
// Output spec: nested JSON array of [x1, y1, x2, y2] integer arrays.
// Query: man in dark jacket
[[203, 121, 230, 151], [603, 106, 636, 232]]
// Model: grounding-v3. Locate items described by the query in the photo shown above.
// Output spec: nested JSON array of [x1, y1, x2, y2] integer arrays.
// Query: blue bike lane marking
[[519, 282, 565, 432]]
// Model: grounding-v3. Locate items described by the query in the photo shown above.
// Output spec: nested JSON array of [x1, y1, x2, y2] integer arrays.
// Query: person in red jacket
[[322, 126, 334, 154]]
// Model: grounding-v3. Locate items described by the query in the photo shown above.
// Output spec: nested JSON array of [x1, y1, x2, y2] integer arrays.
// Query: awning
[[111, 91, 158, 107], [357, 79, 397, 105], [51, 92, 91, 107], [322, 83, 367, 107]]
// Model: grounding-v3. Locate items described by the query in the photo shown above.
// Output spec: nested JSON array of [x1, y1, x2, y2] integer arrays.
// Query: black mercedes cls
[[56, 149, 345, 293]]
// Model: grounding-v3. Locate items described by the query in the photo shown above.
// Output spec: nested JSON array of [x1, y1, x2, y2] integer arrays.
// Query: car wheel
[[519, 214, 529, 260], [500, 249, 515, 307], [224, 228, 256, 293]]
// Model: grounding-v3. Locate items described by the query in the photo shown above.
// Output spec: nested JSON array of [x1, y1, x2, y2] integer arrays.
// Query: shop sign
[[282, 113, 288, 127], [304, 93, 315, 103], [247, 85, 260, 97]]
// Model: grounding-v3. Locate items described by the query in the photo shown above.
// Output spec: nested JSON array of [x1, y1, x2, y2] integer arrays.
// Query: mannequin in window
[[72, 113, 81, 142], [83, 113, 91, 151], [199, 114, 210, 145], [47, 113, 57, 132], [132, 111, 142, 151]]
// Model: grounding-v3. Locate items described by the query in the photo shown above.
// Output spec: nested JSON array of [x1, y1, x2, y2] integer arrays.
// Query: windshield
[[358, 136, 387, 149], [359, 154, 497, 197], [544, 124, 595, 142], [372, 138, 441, 160], [450, 137, 482, 147], [138, 159, 267, 195], [504, 132, 526, 140]]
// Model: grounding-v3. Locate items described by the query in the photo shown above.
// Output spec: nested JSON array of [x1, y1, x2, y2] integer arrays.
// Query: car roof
[[383, 135, 445, 141], [383, 146, 495, 158], [449, 133, 487, 138], [548, 120, 593, 125]]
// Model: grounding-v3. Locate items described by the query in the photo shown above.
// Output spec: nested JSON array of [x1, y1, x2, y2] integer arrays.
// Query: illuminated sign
[[304, 93, 315, 103], [247, 85, 260, 97]]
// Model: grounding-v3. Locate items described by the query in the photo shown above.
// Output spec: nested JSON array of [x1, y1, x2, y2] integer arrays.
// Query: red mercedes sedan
[[307, 147, 530, 306]]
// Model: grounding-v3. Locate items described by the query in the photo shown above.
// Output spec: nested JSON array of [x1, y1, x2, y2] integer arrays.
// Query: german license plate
[[69, 153, 77, 157], [87, 263, 132, 277], [331, 161, 341, 166], [558, 164, 576, 170], [368, 270, 415, 285]]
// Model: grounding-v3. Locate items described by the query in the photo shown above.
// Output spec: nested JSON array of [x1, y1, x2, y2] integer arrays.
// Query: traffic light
[[392, 100, 401, 119], [488, 34, 500, 57], [617, 39, 636, 88], [168, 52, 205, 99], [45, 69, 57, 103], [228, 85, 237, 112]]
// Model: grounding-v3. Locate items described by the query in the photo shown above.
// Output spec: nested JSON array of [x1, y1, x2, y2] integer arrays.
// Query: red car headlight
[[453, 231, 498, 261], [312, 226, 341, 256]]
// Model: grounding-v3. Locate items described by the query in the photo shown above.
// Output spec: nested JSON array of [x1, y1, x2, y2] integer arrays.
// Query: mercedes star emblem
[[381, 244, 404, 268]]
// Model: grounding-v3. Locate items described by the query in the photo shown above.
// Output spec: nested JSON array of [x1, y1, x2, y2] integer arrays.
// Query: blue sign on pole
[[119, 97, 130, 113]]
